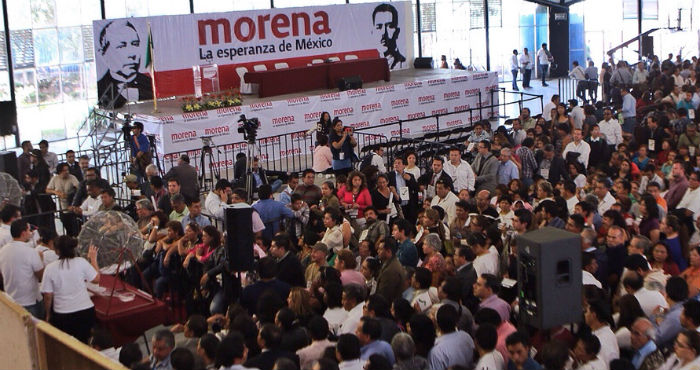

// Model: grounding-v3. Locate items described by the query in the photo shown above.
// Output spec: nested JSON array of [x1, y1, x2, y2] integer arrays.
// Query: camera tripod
[[244, 139, 260, 202], [199, 137, 221, 192]]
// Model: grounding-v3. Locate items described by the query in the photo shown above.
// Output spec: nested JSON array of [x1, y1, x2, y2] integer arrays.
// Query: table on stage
[[91, 274, 170, 346], [244, 57, 390, 98]]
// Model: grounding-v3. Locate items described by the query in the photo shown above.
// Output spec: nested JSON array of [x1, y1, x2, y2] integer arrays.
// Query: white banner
[[138, 71, 500, 171], [94, 2, 414, 100]]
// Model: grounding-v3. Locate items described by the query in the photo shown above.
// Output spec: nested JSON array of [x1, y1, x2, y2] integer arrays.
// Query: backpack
[[358, 152, 375, 171]]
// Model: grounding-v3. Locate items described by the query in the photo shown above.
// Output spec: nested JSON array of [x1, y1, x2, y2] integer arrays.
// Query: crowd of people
[[2, 53, 700, 370]]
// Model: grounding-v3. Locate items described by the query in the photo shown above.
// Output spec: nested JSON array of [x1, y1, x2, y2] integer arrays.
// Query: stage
[[110, 67, 499, 173]]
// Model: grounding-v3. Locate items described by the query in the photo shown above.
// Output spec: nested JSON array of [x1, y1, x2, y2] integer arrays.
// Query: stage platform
[[118, 68, 492, 116]]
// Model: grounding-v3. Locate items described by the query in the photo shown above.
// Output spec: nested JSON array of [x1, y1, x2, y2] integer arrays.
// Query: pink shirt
[[340, 269, 366, 287], [313, 146, 333, 173], [337, 186, 372, 219], [496, 321, 517, 362]]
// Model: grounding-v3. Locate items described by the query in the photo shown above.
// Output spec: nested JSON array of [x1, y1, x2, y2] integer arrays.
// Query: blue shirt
[[252, 199, 294, 239], [360, 340, 395, 365], [632, 339, 657, 369], [131, 133, 150, 157], [181, 213, 212, 228], [394, 172, 408, 206], [397, 239, 418, 267], [507, 358, 542, 370], [653, 302, 684, 349], [664, 236, 687, 271], [498, 160, 519, 185], [428, 330, 474, 370]]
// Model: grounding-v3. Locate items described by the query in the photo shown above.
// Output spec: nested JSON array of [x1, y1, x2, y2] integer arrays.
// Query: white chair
[[253, 64, 268, 72], [311, 59, 324, 65], [344, 54, 358, 60], [236, 66, 253, 95], [328, 56, 341, 62], [274, 62, 289, 69]]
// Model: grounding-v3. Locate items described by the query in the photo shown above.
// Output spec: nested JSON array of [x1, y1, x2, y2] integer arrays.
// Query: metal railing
[[558, 77, 601, 105]]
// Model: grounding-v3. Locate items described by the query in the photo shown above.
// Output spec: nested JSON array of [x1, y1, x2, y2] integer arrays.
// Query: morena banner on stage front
[[93, 2, 414, 101]]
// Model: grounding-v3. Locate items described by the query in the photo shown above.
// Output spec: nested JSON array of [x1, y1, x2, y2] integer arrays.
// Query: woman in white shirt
[[41, 236, 99, 343], [405, 152, 421, 180], [321, 208, 344, 254]]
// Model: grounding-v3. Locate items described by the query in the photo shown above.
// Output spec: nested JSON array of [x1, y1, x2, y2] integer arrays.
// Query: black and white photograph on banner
[[96, 19, 153, 108]]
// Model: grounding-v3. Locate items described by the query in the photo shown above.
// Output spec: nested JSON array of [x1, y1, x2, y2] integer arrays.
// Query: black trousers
[[51, 306, 96, 343]]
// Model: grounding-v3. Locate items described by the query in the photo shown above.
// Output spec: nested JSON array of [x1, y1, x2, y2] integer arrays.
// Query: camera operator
[[329, 117, 357, 177]]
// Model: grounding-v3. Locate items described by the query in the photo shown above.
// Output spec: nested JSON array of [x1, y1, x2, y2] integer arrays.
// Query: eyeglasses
[[675, 339, 690, 349]]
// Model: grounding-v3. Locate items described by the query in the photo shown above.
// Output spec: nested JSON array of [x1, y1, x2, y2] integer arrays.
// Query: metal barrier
[[558, 77, 600, 105]]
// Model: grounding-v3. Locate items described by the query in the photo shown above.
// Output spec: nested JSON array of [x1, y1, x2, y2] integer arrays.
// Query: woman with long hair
[[328, 117, 357, 176], [286, 287, 314, 326], [371, 173, 401, 223], [337, 170, 372, 226], [320, 181, 339, 211], [404, 152, 421, 180], [41, 235, 99, 343], [636, 194, 660, 243]]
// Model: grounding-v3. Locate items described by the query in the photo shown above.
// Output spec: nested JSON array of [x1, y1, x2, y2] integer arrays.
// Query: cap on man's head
[[312, 242, 328, 254]]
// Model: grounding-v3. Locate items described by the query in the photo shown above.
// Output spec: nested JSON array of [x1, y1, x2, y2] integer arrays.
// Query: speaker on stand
[[516, 226, 582, 329]]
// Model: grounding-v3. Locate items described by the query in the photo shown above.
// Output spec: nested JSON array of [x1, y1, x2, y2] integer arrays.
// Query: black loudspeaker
[[0, 151, 17, 181], [414, 57, 434, 69], [0, 101, 18, 136], [225, 205, 255, 272], [516, 226, 582, 329], [641, 35, 654, 59], [338, 75, 363, 91]]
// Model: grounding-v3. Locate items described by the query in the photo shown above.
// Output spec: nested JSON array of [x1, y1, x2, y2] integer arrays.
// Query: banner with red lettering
[[137, 70, 499, 174], [93, 2, 414, 100]]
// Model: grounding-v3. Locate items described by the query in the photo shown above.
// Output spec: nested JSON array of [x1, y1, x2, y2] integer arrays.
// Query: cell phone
[[344, 127, 352, 133]]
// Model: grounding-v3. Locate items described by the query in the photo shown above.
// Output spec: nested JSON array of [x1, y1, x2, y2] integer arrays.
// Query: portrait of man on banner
[[372, 3, 406, 70], [97, 20, 153, 109]]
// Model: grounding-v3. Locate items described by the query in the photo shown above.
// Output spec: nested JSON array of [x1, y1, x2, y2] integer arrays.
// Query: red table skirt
[[91, 274, 170, 346], [244, 57, 390, 97]]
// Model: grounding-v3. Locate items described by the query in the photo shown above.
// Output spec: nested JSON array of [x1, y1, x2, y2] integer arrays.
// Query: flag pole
[[147, 22, 157, 113]]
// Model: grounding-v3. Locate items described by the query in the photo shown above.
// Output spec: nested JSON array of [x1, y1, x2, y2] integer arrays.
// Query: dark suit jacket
[[635, 126, 668, 155], [586, 137, 609, 169], [240, 279, 291, 316], [67, 162, 83, 182], [387, 170, 419, 223], [164, 163, 200, 203], [97, 72, 153, 109], [541, 156, 570, 184], [417, 170, 453, 191], [376, 256, 406, 303], [244, 348, 299, 370], [456, 262, 479, 311], [276, 253, 306, 288]]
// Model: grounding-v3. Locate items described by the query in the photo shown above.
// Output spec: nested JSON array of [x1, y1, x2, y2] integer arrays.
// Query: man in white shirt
[[543, 95, 559, 122], [569, 61, 587, 103], [471, 233, 499, 277], [511, 119, 526, 146], [595, 178, 616, 215], [519, 48, 533, 88], [70, 180, 103, 219], [563, 128, 591, 168], [510, 49, 519, 91], [622, 270, 667, 317], [39, 140, 58, 174], [582, 251, 602, 288], [431, 180, 459, 225], [536, 43, 552, 86], [585, 300, 620, 366], [563, 182, 580, 216], [598, 107, 623, 150], [204, 179, 231, 220], [443, 147, 475, 193], [0, 219, 44, 317], [678, 171, 700, 216], [339, 284, 365, 335], [0, 204, 22, 248]]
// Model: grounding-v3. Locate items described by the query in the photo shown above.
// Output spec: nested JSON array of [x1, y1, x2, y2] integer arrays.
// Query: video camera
[[237, 114, 260, 143]]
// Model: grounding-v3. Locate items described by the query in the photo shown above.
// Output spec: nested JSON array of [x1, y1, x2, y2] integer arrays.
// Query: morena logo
[[320, 92, 341, 101], [422, 124, 437, 131], [472, 72, 489, 80], [204, 126, 230, 135], [349, 121, 369, 128], [443, 91, 460, 100], [446, 119, 463, 127], [375, 85, 395, 93], [391, 128, 410, 136], [407, 112, 426, 119], [346, 89, 367, 97], [333, 107, 354, 116], [182, 111, 208, 119], [287, 97, 310, 105], [464, 88, 480, 97], [390, 98, 409, 108], [451, 75, 469, 83], [431, 108, 448, 115], [418, 95, 435, 104], [171, 131, 197, 141], [380, 116, 399, 124], [304, 112, 322, 122], [215, 106, 242, 115], [250, 101, 273, 109], [403, 81, 423, 89], [361, 103, 382, 113], [272, 116, 295, 125], [454, 104, 471, 112], [159, 116, 175, 122], [198, 12, 331, 45], [427, 79, 446, 86]]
